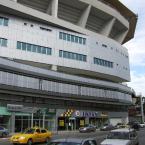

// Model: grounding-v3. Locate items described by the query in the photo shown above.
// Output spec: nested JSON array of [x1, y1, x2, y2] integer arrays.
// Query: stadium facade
[[0, 0, 137, 132]]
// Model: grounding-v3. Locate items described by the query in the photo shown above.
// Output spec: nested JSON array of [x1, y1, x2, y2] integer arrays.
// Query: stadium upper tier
[[0, 0, 137, 44]]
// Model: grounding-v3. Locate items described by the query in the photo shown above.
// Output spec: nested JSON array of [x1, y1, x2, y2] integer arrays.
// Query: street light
[[140, 94, 144, 123]]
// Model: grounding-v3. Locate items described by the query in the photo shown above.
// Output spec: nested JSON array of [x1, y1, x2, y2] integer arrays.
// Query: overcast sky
[[120, 0, 145, 96]]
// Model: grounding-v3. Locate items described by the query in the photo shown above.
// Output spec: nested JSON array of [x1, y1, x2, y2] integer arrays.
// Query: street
[[0, 128, 145, 145]]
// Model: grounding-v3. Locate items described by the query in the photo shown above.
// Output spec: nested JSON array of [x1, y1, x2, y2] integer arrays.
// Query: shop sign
[[7, 104, 23, 112], [74, 110, 98, 117], [59, 120, 64, 127]]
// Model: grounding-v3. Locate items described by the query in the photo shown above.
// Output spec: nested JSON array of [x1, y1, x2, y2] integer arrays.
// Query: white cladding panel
[[0, 14, 130, 81]]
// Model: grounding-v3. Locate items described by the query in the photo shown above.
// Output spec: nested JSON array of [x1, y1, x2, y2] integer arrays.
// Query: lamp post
[[140, 94, 144, 123]]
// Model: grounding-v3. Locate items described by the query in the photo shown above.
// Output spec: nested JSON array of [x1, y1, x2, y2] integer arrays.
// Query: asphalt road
[[0, 128, 145, 145]]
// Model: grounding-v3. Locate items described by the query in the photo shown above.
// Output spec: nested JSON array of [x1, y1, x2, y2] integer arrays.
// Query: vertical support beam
[[115, 29, 128, 44], [11, 112, 15, 133], [46, 0, 58, 17], [77, 5, 91, 28], [140, 95, 144, 123], [31, 113, 34, 127], [42, 111, 45, 128], [100, 18, 116, 37]]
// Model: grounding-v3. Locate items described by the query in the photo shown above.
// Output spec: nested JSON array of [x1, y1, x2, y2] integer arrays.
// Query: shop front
[[57, 109, 109, 130]]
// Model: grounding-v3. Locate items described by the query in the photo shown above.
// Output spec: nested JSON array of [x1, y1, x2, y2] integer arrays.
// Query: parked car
[[79, 124, 96, 133], [0, 126, 9, 137], [101, 128, 139, 145], [139, 123, 145, 128], [115, 123, 129, 129], [11, 127, 52, 145], [48, 138, 97, 145], [100, 124, 116, 131]]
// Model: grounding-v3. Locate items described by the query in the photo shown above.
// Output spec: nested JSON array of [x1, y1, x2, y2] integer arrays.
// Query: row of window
[[59, 32, 86, 45], [59, 50, 87, 62], [0, 38, 7, 47], [0, 17, 9, 26], [94, 57, 113, 68], [17, 41, 52, 55]]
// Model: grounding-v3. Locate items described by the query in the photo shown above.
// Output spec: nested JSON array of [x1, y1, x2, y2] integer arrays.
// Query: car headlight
[[19, 136, 26, 140]]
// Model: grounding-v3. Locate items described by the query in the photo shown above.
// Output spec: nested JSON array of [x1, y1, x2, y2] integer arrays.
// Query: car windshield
[[107, 132, 129, 139], [48, 142, 81, 145], [23, 128, 35, 134]]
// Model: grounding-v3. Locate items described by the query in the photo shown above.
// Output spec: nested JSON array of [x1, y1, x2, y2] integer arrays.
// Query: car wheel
[[27, 139, 33, 145]]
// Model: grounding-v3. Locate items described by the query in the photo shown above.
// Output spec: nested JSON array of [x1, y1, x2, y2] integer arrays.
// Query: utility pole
[[140, 94, 144, 123]]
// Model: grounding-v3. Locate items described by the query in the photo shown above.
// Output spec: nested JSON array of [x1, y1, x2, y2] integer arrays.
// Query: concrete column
[[78, 5, 91, 28], [115, 29, 128, 44], [31, 113, 33, 127], [11, 112, 15, 133], [46, 0, 58, 17], [100, 18, 116, 37]]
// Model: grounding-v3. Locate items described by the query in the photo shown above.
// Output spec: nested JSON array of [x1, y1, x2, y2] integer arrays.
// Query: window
[[16, 41, 52, 56], [59, 32, 86, 45], [17, 41, 21, 49], [0, 38, 7, 47], [1, 39, 7, 47], [102, 44, 107, 48], [0, 17, 9, 26], [22, 42, 26, 50], [59, 50, 87, 62], [41, 129, 47, 133], [40, 27, 52, 32], [94, 57, 113, 68]]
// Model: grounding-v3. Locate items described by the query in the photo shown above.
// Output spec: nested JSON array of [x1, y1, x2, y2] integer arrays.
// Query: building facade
[[0, 0, 137, 132]]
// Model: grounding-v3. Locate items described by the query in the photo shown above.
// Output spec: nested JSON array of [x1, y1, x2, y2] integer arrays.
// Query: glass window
[[42, 47, 47, 54], [59, 32, 63, 39], [37, 46, 41, 53], [83, 38, 86, 45], [59, 50, 63, 57], [47, 48, 51, 55], [63, 33, 66, 40], [22, 43, 26, 50], [67, 34, 70, 41], [1, 39, 7, 47], [17, 42, 21, 49], [71, 35, 75, 42], [75, 36, 78, 43], [27, 44, 31, 51], [0, 17, 3, 25], [79, 37, 82, 44], [4, 18, 9, 26], [32, 45, 37, 52]]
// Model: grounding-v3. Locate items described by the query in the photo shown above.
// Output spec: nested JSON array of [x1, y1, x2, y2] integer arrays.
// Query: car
[[139, 123, 145, 128], [79, 124, 96, 133], [101, 128, 139, 145], [10, 127, 52, 145], [115, 123, 129, 129], [100, 124, 116, 131], [0, 126, 9, 137], [47, 138, 97, 145]]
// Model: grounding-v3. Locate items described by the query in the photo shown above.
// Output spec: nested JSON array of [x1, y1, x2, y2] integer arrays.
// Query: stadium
[[0, 0, 137, 132]]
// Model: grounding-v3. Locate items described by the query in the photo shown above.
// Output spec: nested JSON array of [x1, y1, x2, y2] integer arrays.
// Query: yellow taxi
[[10, 127, 52, 145]]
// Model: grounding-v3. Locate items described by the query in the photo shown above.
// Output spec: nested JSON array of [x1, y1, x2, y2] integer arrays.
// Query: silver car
[[48, 138, 97, 145], [101, 128, 139, 145], [0, 126, 9, 137]]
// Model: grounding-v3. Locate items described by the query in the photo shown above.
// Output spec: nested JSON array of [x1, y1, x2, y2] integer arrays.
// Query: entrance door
[[69, 118, 76, 130]]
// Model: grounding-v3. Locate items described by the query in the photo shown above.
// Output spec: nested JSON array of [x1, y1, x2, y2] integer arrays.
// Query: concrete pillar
[[11, 112, 15, 133], [78, 5, 91, 28], [46, 0, 58, 17], [100, 18, 116, 37]]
